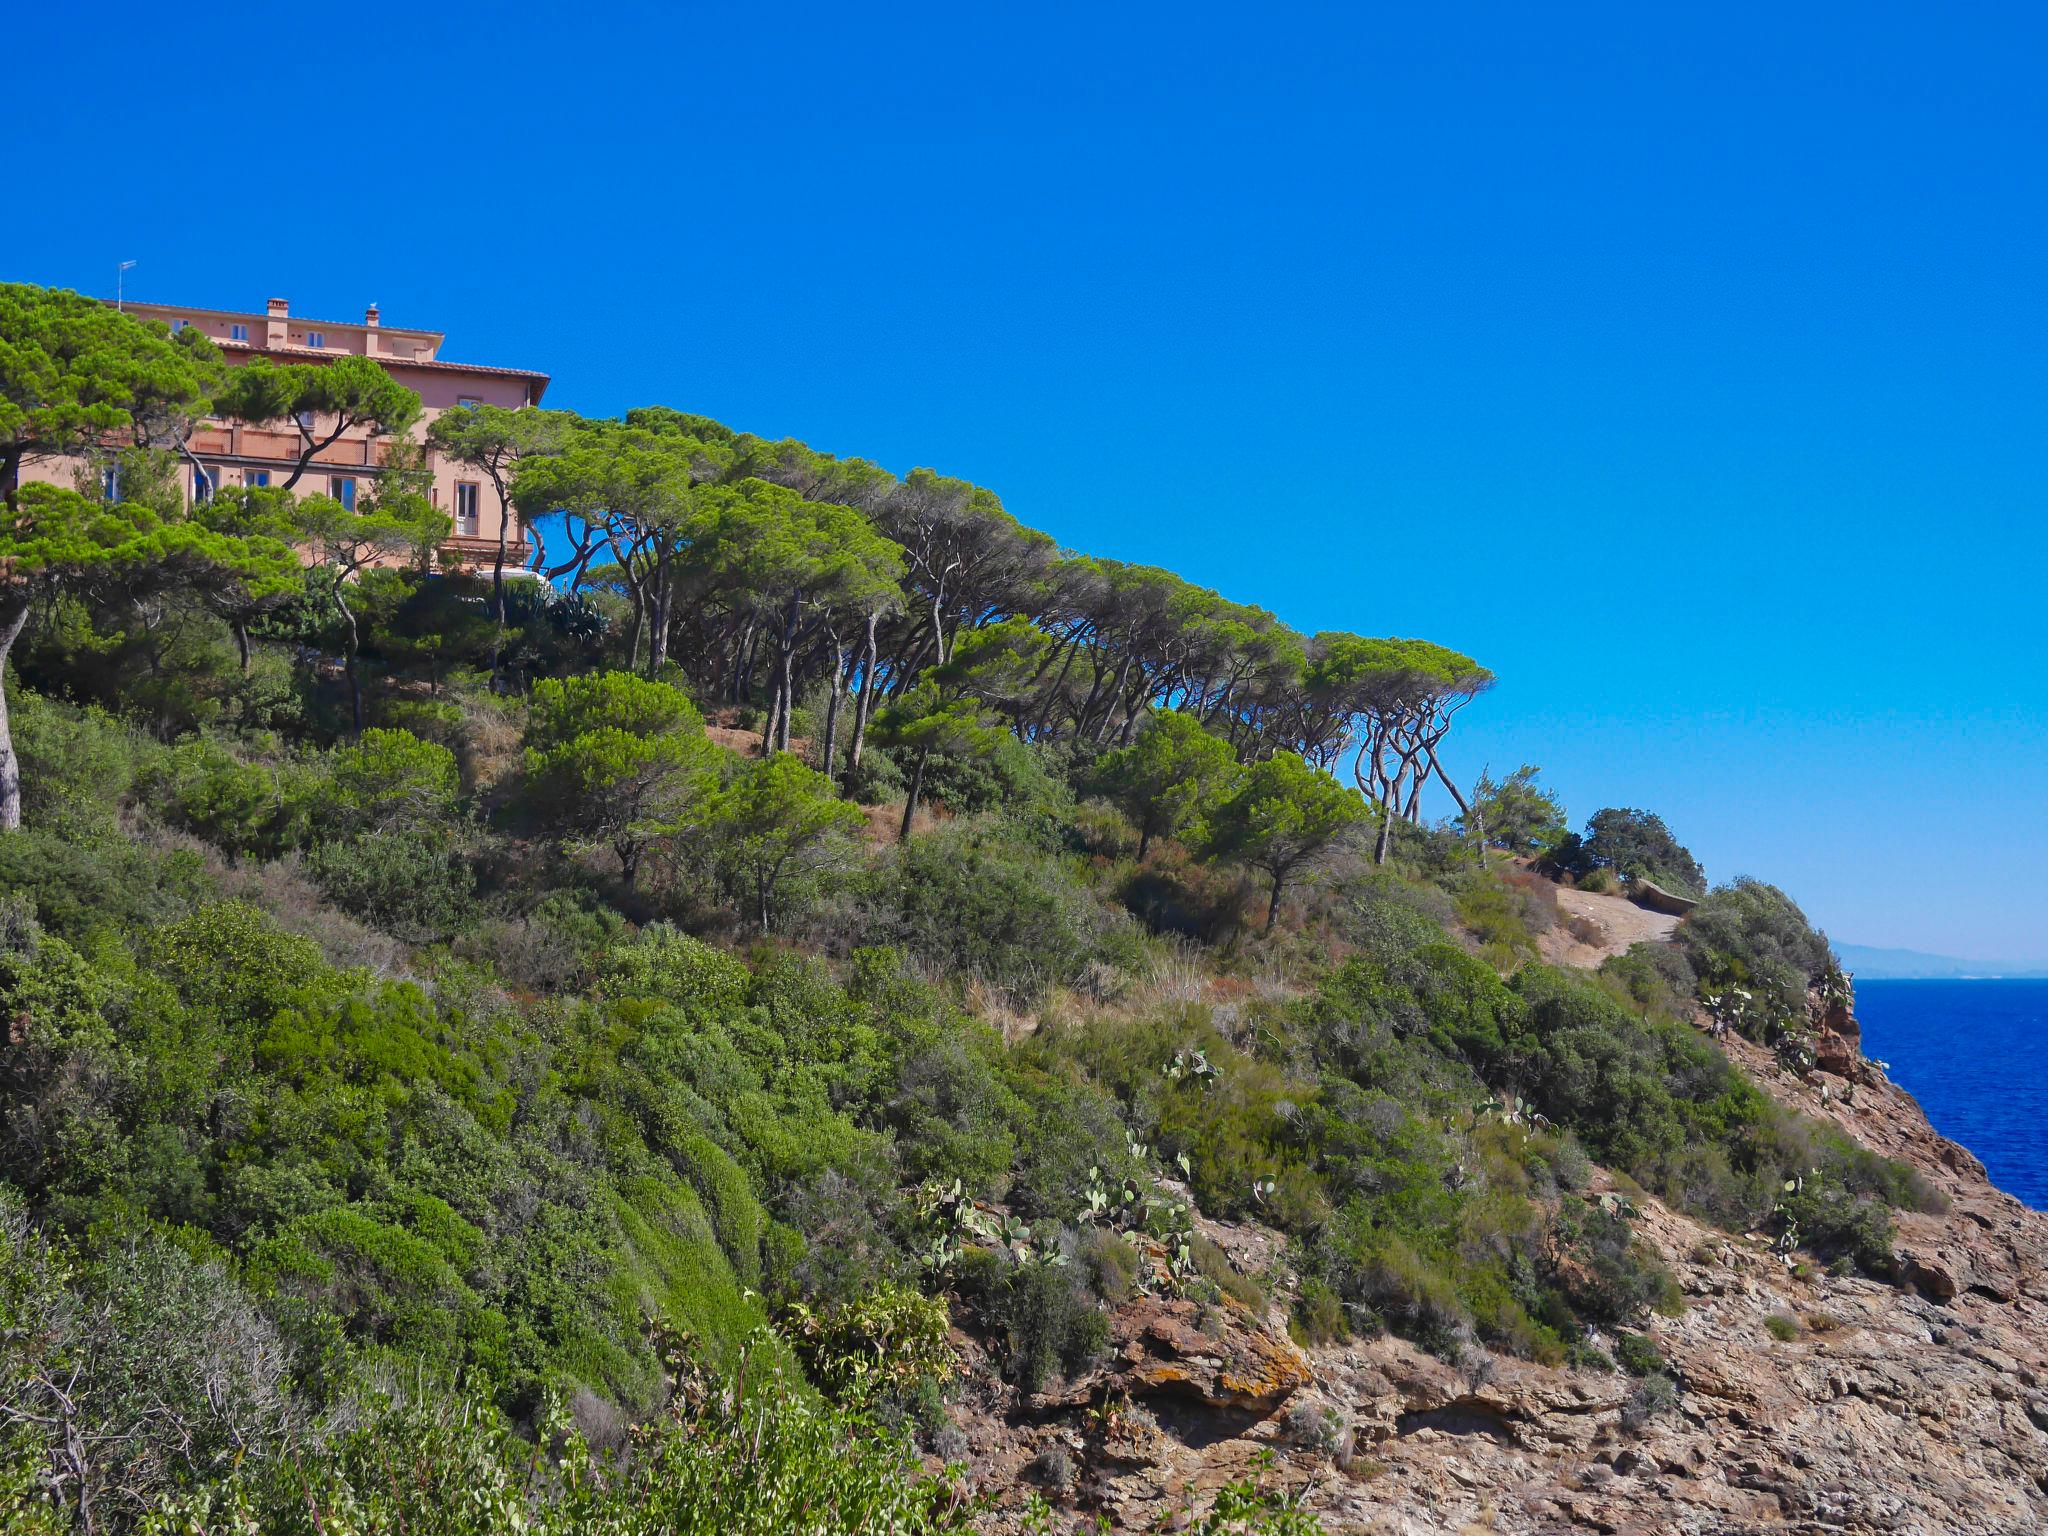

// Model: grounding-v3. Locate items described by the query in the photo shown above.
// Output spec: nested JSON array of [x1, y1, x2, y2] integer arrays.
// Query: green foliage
[[0, 482, 299, 823], [328, 726, 460, 830], [1202, 751, 1369, 929], [779, 1283, 956, 1404], [306, 833, 476, 942], [0, 1194, 299, 1531], [523, 671, 723, 883], [884, 824, 1107, 1001], [704, 753, 863, 931], [1680, 877, 1835, 1042], [1458, 763, 1568, 855], [0, 827, 210, 946], [1545, 807, 1705, 897], [0, 286, 1937, 1532], [143, 736, 317, 860], [1451, 868, 1555, 964], [214, 354, 421, 487], [1611, 1329, 1666, 1377], [0, 284, 218, 476], [955, 1249, 1111, 1393], [915, 731, 1069, 823], [137, 1341, 976, 1535], [1095, 711, 1240, 858]]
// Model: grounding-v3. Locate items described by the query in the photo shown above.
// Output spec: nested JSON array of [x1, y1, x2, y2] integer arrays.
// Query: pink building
[[20, 295, 551, 567]]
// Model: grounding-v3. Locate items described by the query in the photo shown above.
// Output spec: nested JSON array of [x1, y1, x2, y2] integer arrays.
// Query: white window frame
[[332, 476, 357, 511], [454, 481, 481, 536], [229, 323, 248, 341], [306, 331, 326, 349]]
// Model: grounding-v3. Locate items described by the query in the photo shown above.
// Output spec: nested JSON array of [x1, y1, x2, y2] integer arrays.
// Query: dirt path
[[1540, 883, 1682, 968]]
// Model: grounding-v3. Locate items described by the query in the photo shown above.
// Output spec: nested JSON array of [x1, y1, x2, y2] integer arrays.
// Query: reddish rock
[[1111, 1295, 1312, 1411], [1815, 1027, 1860, 1077], [1899, 1248, 1960, 1302]]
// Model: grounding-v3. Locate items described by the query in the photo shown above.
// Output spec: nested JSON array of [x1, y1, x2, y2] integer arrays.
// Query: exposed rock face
[[1814, 995, 1866, 1079], [956, 1014, 2048, 1534], [1109, 1295, 1312, 1411]]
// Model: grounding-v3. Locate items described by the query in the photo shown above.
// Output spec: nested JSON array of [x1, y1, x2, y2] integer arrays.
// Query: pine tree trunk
[[1266, 869, 1284, 931], [338, 596, 365, 736], [777, 627, 796, 755], [900, 746, 929, 841], [489, 488, 511, 693], [648, 557, 673, 674], [0, 597, 29, 831], [847, 612, 880, 777], [821, 640, 845, 777]]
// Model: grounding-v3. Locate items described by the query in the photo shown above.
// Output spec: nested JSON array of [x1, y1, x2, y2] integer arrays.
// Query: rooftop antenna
[[116, 260, 137, 312]]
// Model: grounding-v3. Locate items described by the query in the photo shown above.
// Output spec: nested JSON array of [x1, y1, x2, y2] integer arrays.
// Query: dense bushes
[[0, 658, 1933, 1532], [1543, 807, 1706, 897], [132, 1340, 977, 1536], [883, 824, 1110, 1001], [1679, 877, 1837, 1040]]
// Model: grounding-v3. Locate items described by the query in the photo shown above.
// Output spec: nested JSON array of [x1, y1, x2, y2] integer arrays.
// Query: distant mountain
[[1837, 943, 2048, 980]]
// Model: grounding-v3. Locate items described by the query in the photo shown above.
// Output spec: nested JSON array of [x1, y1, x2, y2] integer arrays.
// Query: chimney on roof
[[267, 297, 288, 316], [365, 303, 380, 328]]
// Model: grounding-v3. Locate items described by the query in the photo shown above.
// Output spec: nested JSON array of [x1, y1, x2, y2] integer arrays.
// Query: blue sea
[[1855, 980, 2048, 1209]]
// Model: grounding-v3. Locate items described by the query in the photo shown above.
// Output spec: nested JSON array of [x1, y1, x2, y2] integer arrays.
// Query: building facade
[[18, 295, 551, 566]]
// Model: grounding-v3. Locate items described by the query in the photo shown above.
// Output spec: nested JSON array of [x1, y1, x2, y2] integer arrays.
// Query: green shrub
[[1764, 1312, 1800, 1342], [146, 736, 318, 860], [1547, 1199, 1680, 1324], [11, 693, 146, 838], [916, 731, 1070, 822], [884, 824, 1104, 1001], [1456, 764, 1567, 855], [0, 828, 211, 944], [1621, 1370, 1680, 1431], [1293, 1277, 1348, 1344], [958, 1251, 1111, 1393], [1543, 808, 1704, 897], [328, 728, 461, 832], [1680, 877, 1834, 1041], [840, 743, 905, 803], [780, 1283, 956, 1405], [139, 1344, 978, 1535], [1611, 1330, 1666, 1377], [308, 834, 476, 943], [0, 1202, 299, 1528], [1192, 1235, 1265, 1310]]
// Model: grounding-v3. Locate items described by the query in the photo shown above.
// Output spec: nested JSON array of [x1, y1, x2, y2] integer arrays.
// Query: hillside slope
[[949, 998, 2048, 1535]]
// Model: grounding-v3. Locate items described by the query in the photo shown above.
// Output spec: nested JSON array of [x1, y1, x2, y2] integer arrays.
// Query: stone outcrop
[[952, 1012, 2048, 1535], [1813, 993, 1867, 1079], [1108, 1295, 1312, 1411]]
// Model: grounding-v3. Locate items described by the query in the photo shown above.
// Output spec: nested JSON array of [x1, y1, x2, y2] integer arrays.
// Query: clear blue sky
[[13, 3, 2047, 962]]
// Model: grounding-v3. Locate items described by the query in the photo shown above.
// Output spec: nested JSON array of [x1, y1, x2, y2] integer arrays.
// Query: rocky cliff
[[953, 995, 2048, 1535]]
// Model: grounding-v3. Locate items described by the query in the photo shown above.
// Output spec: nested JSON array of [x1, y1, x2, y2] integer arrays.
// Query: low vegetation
[[0, 283, 1928, 1532]]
